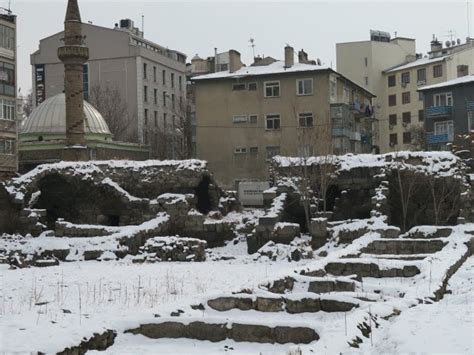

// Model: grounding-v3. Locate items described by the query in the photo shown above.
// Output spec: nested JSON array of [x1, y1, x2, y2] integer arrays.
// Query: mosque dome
[[21, 93, 112, 141]]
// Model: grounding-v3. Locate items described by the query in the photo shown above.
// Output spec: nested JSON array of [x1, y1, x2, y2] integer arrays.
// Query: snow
[[384, 55, 445, 73], [192, 60, 329, 81], [418, 74, 474, 91]]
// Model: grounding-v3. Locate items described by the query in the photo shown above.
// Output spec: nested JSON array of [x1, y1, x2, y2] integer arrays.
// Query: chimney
[[228, 50, 242, 73], [284, 45, 294, 68], [430, 37, 442, 52], [298, 49, 309, 64]]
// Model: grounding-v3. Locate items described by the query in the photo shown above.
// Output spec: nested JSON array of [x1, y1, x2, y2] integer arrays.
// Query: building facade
[[31, 19, 186, 158], [193, 47, 374, 188], [0, 9, 16, 180], [336, 30, 417, 152], [382, 38, 474, 152], [418, 75, 474, 151]]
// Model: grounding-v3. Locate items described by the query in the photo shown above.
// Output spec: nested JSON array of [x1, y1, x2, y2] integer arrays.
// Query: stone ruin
[[0, 160, 241, 266]]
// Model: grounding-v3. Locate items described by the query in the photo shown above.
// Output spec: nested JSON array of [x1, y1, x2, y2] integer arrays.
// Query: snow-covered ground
[[0, 253, 312, 353], [368, 257, 474, 354]]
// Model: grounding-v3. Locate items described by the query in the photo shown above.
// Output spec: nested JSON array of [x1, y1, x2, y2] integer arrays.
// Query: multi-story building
[[418, 74, 474, 151], [0, 9, 17, 180], [30, 19, 186, 158], [193, 46, 375, 188], [337, 30, 417, 152], [382, 38, 474, 151]]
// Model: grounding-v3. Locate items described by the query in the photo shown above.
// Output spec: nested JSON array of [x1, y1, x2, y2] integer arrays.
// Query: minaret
[[57, 0, 89, 161]]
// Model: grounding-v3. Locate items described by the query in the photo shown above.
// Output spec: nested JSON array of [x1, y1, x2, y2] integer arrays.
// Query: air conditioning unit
[[389, 124, 394, 130], [390, 142, 396, 147], [402, 122, 408, 128], [401, 82, 407, 88], [417, 80, 426, 86]]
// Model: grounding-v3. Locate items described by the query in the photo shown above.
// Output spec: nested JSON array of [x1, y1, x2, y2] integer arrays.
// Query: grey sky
[[9, 0, 474, 95]]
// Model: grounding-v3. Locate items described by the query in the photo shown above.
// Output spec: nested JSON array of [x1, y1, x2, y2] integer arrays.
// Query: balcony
[[349, 132, 361, 141], [426, 132, 454, 144], [332, 127, 351, 137], [0, 119, 16, 134], [425, 106, 452, 118], [466, 101, 474, 111]]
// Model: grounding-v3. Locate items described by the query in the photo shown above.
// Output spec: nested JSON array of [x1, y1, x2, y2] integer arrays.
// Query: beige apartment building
[[337, 30, 474, 152], [31, 19, 186, 158], [0, 9, 17, 180], [382, 38, 474, 151], [193, 47, 375, 188]]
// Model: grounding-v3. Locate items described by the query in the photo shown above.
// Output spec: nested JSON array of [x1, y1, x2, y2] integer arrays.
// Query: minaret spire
[[58, 0, 89, 161]]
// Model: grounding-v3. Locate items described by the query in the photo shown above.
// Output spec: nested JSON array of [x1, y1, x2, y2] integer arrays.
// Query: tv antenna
[[468, 0, 472, 38], [249, 38, 256, 58], [444, 30, 457, 41]]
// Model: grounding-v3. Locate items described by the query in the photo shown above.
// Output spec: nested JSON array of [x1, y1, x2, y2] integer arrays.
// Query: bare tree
[[89, 84, 135, 142], [22, 90, 34, 118], [409, 125, 426, 151], [427, 171, 461, 226]]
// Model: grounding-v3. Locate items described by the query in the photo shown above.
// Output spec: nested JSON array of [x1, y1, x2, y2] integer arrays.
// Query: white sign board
[[238, 181, 270, 206]]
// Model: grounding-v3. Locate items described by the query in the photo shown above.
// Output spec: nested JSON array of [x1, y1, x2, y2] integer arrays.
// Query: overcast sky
[[9, 0, 474, 95]]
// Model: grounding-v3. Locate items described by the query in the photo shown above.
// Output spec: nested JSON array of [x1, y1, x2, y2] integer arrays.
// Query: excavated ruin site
[[1, 152, 473, 354]]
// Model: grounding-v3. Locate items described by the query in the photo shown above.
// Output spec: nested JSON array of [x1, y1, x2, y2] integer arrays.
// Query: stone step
[[307, 277, 356, 294], [125, 318, 319, 345], [206, 293, 359, 314], [324, 259, 421, 278], [361, 239, 446, 255], [359, 253, 429, 261]]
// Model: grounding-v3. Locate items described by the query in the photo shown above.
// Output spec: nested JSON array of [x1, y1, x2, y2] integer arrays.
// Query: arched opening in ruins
[[196, 176, 212, 214]]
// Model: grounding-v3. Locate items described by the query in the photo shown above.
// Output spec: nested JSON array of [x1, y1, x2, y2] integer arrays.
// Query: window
[[265, 81, 280, 97], [144, 86, 148, 102], [83, 64, 89, 100], [153, 66, 157, 82], [163, 91, 167, 107], [249, 114, 258, 124], [178, 76, 182, 90], [0, 99, 15, 120], [417, 68, 426, 82], [0, 139, 15, 154], [232, 115, 248, 124], [249, 147, 259, 154], [232, 83, 246, 91], [418, 109, 424, 122], [171, 94, 175, 109], [171, 73, 175, 88], [219, 64, 228, 71], [265, 114, 281, 130], [364, 76, 369, 86], [298, 145, 313, 157], [419, 92, 424, 101], [144, 131, 148, 145], [248, 82, 257, 91], [364, 57, 368, 67], [433, 64, 443, 78], [162, 69, 166, 85], [154, 111, 158, 127], [388, 94, 396, 106], [402, 112, 411, 124], [401, 72, 410, 84], [144, 109, 148, 125], [389, 114, 397, 126], [298, 112, 313, 127], [143, 63, 147, 79], [0, 25, 15, 51], [297, 79, 313, 96], [402, 92, 410, 104], [389, 133, 398, 146], [234, 147, 247, 154], [403, 132, 412, 144], [179, 96, 183, 109], [330, 80, 336, 97], [164, 113, 167, 128], [388, 75, 396, 87], [468, 111, 474, 131], [434, 92, 453, 107], [266, 146, 280, 161], [154, 89, 158, 105], [434, 120, 454, 137]]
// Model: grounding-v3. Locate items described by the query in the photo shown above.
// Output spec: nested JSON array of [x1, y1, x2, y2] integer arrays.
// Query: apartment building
[[418, 74, 474, 151], [193, 47, 375, 188], [382, 38, 474, 151], [0, 9, 17, 180], [337, 30, 417, 151], [31, 19, 186, 158]]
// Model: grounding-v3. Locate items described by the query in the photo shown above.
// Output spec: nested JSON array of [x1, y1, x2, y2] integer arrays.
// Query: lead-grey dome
[[21, 93, 112, 139]]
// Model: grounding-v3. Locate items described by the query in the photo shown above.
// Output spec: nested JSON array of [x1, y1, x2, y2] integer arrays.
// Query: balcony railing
[[426, 132, 454, 144], [332, 127, 352, 137], [466, 101, 474, 111], [349, 132, 361, 141], [425, 106, 452, 118]]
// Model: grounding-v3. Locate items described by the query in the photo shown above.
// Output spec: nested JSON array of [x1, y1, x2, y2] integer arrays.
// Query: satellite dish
[[445, 41, 451, 47], [317, 58, 322, 66], [457, 38, 461, 45]]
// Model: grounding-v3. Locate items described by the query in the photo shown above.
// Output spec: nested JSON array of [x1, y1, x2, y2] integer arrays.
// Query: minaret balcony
[[58, 45, 89, 63]]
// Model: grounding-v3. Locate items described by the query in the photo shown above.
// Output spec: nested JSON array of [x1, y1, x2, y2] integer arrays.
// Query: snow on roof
[[418, 74, 474, 91], [384, 56, 445, 73], [192, 61, 330, 80]]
